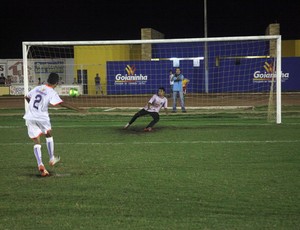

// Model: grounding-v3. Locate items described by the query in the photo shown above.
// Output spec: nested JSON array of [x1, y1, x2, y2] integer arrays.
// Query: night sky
[[1, 0, 299, 58]]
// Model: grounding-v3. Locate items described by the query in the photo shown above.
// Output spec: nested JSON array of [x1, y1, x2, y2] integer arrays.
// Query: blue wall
[[106, 42, 300, 95]]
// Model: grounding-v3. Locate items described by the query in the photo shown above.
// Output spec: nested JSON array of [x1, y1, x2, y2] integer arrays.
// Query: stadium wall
[[1, 40, 300, 96]]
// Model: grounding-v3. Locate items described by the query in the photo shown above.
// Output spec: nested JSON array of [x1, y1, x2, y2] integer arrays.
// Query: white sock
[[46, 137, 54, 160], [34, 144, 42, 166]]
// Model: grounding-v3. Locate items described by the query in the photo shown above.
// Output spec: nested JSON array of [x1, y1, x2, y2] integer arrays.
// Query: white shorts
[[25, 120, 52, 139]]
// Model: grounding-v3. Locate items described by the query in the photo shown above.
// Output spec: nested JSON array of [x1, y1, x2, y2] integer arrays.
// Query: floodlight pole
[[204, 0, 209, 93]]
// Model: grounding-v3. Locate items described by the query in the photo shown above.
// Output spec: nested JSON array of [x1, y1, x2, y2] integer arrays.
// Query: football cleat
[[39, 164, 49, 177], [49, 156, 60, 166], [144, 127, 153, 132], [123, 123, 130, 129]]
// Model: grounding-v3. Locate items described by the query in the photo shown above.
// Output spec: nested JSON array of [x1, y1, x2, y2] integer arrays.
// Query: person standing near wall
[[95, 73, 103, 95], [0, 73, 6, 85], [171, 67, 186, 113], [169, 69, 174, 98]]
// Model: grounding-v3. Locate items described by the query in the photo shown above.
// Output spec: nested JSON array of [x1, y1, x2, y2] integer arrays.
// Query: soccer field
[[0, 110, 299, 229]]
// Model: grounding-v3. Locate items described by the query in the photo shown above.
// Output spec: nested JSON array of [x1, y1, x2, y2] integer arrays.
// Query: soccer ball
[[69, 88, 79, 97]]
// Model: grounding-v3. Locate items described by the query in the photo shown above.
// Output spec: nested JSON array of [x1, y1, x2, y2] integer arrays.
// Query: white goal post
[[22, 35, 281, 123]]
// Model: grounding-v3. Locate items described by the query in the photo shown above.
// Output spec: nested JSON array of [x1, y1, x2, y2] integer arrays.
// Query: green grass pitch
[[0, 110, 299, 229]]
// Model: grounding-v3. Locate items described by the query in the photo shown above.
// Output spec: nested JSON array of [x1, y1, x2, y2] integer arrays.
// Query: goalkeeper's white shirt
[[144, 94, 168, 113], [23, 84, 63, 121]]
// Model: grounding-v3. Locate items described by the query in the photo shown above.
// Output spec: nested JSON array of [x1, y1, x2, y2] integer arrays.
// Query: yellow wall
[[0, 87, 10, 95], [74, 45, 141, 95], [282, 40, 300, 57]]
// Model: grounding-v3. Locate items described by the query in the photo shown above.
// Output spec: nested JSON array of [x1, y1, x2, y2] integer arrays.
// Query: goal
[[22, 35, 282, 123]]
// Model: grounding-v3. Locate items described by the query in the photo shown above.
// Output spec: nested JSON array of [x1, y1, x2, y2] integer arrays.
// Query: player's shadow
[[24, 166, 59, 178], [117, 126, 164, 134]]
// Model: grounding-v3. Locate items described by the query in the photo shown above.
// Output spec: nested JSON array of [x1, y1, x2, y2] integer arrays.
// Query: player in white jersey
[[23, 72, 80, 177], [124, 87, 168, 132]]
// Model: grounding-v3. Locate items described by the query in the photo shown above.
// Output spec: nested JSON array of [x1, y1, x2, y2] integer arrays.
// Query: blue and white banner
[[107, 61, 170, 95], [107, 57, 299, 95]]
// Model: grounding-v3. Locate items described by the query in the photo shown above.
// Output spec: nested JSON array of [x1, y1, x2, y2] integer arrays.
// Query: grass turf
[[0, 112, 299, 229]]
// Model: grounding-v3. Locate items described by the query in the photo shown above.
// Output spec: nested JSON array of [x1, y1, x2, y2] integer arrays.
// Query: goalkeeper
[[124, 87, 168, 132]]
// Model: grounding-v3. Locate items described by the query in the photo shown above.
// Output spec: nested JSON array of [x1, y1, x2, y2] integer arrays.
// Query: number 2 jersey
[[23, 84, 63, 121]]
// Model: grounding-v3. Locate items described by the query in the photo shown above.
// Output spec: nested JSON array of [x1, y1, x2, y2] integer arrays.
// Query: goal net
[[22, 35, 281, 123]]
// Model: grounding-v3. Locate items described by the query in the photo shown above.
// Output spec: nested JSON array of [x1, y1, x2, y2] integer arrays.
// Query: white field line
[[0, 140, 299, 146], [103, 108, 116, 111], [1, 122, 300, 129]]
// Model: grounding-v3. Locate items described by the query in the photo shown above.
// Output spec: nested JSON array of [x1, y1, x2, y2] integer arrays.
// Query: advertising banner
[[107, 61, 170, 95], [10, 85, 82, 96], [107, 57, 299, 95]]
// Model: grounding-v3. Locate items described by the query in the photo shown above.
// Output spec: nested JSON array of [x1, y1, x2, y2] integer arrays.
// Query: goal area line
[[100, 106, 254, 112]]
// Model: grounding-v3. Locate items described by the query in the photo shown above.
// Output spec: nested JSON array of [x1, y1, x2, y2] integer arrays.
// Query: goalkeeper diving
[[124, 87, 168, 132]]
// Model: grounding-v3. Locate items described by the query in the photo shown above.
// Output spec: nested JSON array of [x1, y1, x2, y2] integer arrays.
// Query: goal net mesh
[[23, 36, 280, 122]]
